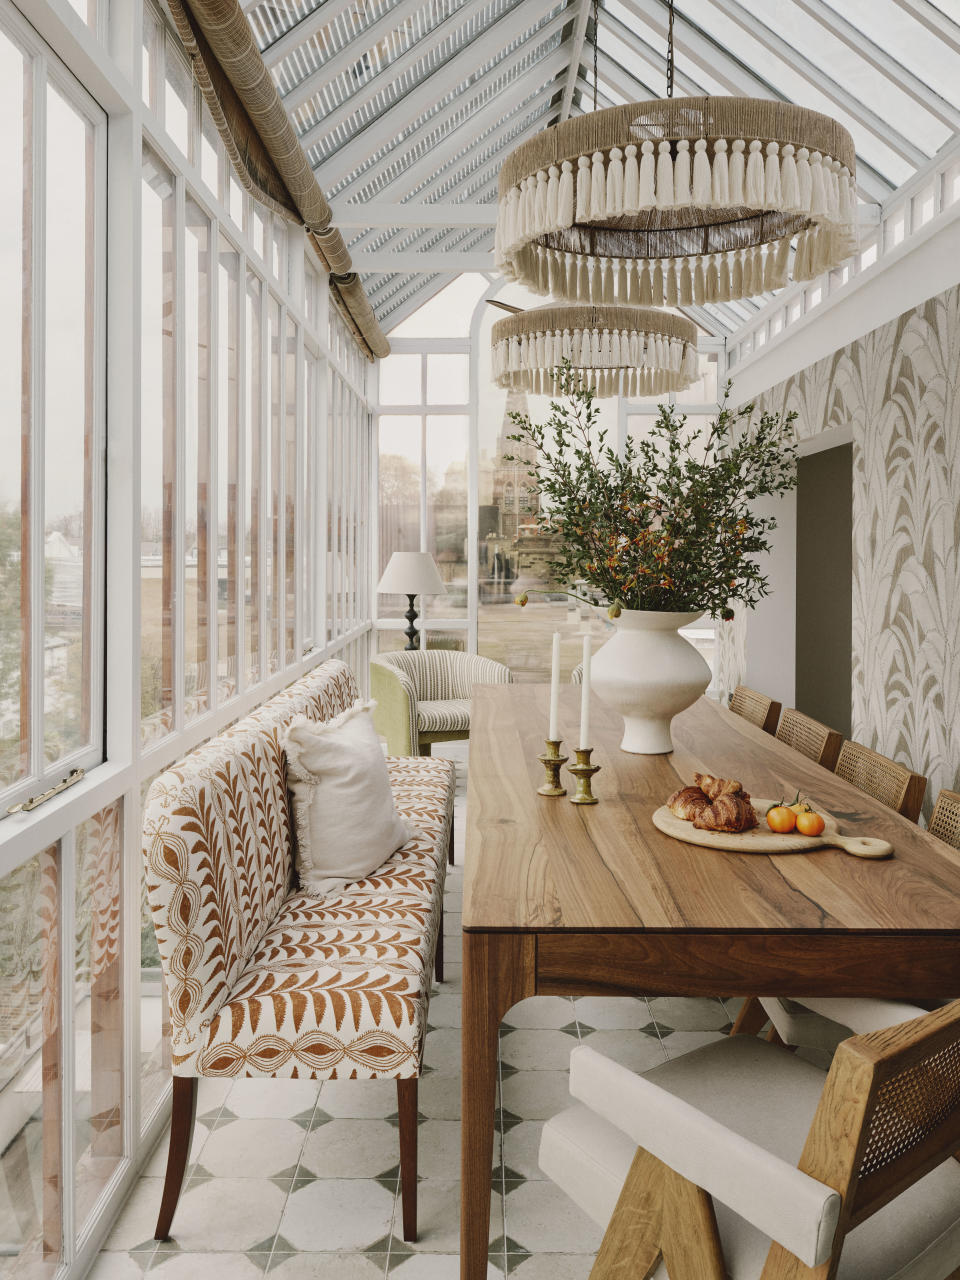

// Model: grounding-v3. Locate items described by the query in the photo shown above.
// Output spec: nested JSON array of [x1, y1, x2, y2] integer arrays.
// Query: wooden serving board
[[651, 799, 894, 859]]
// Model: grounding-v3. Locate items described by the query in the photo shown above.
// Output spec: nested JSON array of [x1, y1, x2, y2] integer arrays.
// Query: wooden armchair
[[730, 684, 782, 735], [540, 1001, 960, 1278]]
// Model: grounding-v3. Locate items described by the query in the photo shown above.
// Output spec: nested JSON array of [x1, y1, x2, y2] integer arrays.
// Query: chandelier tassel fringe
[[674, 139, 691, 205], [624, 144, 639, 208], [712, 139, 729, 202], [692, 139, 711, 202], [656, 141, 674, 207], [638, 140, 656, 206]]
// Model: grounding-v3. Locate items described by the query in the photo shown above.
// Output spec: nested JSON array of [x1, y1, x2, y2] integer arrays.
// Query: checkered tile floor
[[91, 744, 738, 1279]]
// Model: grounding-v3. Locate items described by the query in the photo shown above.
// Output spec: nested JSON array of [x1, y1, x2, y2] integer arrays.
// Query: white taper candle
[[579, 634, 592, 749], [548, 632, 561, 741]]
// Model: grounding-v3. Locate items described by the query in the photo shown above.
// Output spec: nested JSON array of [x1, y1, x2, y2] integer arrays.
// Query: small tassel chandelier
[[491, 304, 699, 398], [495, 0, 858, 308]]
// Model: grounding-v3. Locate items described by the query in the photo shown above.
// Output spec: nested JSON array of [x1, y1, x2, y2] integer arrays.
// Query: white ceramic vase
[[591, 609, 711, 754]]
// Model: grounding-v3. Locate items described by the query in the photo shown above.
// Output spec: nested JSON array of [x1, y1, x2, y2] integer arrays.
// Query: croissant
[[694, 772, 745, 801], [667, 786, 711, 821], [693, 794, 758, 833]]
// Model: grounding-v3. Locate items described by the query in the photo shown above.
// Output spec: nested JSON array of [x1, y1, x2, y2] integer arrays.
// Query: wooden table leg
[[461, 931, 536, 1280]]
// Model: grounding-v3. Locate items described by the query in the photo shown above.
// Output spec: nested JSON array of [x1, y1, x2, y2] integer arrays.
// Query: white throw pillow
[[284, 701, 413, 896]]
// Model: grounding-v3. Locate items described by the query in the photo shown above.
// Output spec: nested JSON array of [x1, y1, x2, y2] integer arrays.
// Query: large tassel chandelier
[[495, 1, 858, 308], [491, 303, 699, 398]]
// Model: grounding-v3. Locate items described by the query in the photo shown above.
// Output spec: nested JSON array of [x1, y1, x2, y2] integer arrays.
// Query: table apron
[[535, 930, 960, 1000]]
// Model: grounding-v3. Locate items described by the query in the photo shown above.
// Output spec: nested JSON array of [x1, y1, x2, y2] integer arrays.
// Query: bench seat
[[196, 755, 455, 1081]]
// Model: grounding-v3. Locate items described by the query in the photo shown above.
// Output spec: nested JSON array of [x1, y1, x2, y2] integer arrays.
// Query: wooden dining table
[[459, 683, 960, 1279]]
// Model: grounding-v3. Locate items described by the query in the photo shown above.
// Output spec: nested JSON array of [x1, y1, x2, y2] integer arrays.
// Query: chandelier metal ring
[[495, 95, 858, 306], [490, 304, 700, 398]]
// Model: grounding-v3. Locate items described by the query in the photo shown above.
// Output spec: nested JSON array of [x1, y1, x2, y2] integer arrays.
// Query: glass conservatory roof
[[244, 0, 960, 334]]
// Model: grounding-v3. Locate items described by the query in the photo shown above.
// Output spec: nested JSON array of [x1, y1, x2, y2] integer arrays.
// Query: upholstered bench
[[142, 659, 455, 1244]]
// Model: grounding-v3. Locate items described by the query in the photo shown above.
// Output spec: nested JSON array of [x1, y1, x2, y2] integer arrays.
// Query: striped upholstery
[[371, 650, 512, 755], [417, 699, 471, 734]]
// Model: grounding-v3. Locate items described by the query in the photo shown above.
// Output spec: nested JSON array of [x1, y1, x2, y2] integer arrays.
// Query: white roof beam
[[295, 0, 525, 145], [559, 0, 592, 120], [890, 0, 960, 57], [352, 250, 494, 271], [337, 53, 563, 201], [791, 0, 960, 132], [333, 201, 497, 227], [595, 48, 661, 104], [600, 10, 705, 98], [706, 0, 928, 170], [619, 0, 894, 204], [313, 2, 568, 189], [260, 0, 407, 68]]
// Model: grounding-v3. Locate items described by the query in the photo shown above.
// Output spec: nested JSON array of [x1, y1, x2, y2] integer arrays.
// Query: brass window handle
[[7, 768, 86, 815]]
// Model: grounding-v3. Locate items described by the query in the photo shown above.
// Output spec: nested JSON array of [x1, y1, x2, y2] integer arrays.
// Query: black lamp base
[[403, 594, 420, 650]]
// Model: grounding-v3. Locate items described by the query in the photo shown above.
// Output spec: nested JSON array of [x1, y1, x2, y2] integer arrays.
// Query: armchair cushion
[[417, 699, 471, 734], [760, 996, 928, 1055]]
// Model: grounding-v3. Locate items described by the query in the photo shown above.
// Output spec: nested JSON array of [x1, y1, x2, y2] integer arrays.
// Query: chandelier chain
[[592, 0, 599, 113], [666, 0, 675, 98]]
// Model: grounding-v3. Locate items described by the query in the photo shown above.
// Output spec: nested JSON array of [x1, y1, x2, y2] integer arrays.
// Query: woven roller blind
[[167, 0, 390, 360]]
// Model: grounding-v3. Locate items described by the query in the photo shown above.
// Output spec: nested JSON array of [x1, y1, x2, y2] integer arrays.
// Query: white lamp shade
[[377, 551, 446, 597]]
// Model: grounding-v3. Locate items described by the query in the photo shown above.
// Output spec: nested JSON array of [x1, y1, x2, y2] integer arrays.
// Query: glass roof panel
[[828, 0, 960, 109]]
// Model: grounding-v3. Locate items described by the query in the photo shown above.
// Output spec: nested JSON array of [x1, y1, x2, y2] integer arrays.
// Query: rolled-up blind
[[166, 0, 390, 360]]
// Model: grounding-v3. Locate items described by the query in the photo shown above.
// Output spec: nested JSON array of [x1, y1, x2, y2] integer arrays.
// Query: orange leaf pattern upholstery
[[143, 660, 454, 1080]]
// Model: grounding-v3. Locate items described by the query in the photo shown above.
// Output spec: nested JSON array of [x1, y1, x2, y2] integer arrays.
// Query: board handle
[[829, 834, 894, 860]]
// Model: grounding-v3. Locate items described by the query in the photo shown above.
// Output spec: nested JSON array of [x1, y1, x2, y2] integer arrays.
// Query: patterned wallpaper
[[718, 283, 960, 819]]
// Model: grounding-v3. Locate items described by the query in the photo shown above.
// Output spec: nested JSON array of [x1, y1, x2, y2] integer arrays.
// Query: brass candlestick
[[537, 739, 568, 796], [568, 747, 600, 804]]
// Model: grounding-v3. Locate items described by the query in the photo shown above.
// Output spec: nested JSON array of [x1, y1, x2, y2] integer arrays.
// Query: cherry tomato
[[796, 809, 826, 837], [766, 805, 797, 834]]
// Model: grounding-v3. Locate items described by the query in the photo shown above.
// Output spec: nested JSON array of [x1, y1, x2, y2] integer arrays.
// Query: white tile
[[268, 1254, 386, 1279], [196, 1079, 234, 1113], [226, 1078, 322, 1119], [442, 913, 461, 937], [418, 1074, 461, 1121], [501, 999, 575, 1031], [197, 1119, 306, 1178], [648, 997, 730, 1032], [422, 1029, 461, 1075], [389, 1254, 504, 1279], [500, 1121, 546, 1180], [317, 1080, 398, 1119], [503, 1180, 604, 1254], [393, 1183, 500, 1253], [158, 1178, 287, 1252], [509, 1254, 596, 1280], [150, 1252, 267, 1278], [85, 1253, 148, 1278], [578, 1030, 666, 1074], [300, 1120, 400, 1180], [279, 1179, 396, 1252], [500, 1030, 578, 1073], [572, 997, 650, 1030], [500, 1071, 571, 1122], [427, 995, 461, 1028], [103, 1178, 165, 1250], [417, 1120, 460, 1180], [443, 933, 462, 962]]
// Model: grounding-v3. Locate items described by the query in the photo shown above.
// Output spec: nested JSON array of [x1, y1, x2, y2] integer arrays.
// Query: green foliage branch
[[505, 361, 799, 620]]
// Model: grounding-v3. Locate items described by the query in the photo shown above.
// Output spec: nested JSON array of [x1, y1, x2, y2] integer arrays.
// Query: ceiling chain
[[666, 0, 675, 97], [592, 0, 599, 112]]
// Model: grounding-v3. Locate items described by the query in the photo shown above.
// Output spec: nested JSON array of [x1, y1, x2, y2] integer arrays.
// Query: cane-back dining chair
[[729, 685, 782, 735], [775, 707, 844, 771], [834, 739, 927, 823]]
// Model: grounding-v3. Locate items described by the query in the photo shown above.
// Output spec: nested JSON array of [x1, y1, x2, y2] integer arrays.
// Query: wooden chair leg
[[730, 997, 768, 1037], [447, 824, 454, 867], [154, 1077, 198, 1241], [435, 907, 445, 983], [397, 1078, 419, 1242], [589, 1147, 662, 1280], [661, 1164, 727, 1280]]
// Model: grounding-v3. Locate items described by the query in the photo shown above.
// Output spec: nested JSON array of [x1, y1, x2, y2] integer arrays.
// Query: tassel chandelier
[[495, 1, 858, 308], [491, 304, 699, 398]]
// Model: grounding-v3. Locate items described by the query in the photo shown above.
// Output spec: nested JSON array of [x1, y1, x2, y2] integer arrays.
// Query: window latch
[[7, 768, 86, 816]]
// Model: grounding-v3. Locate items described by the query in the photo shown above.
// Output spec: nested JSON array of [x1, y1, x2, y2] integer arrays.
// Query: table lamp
[[377, 551, 446, 649]]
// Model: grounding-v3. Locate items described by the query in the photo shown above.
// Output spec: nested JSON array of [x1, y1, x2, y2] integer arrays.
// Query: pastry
[[667, 786, 711, 821], [693, 793, 758, 833], [694, 772, 745, 801]]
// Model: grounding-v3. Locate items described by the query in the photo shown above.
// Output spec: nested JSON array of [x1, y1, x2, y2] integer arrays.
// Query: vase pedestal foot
[[619, 716, 676, 755]]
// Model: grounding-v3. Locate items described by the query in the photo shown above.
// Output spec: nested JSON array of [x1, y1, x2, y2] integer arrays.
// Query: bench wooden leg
[[730, 997, 767, 1037], [435, 908, 445, 984], [447, 824, 454, 867], [154, 1076, 198, 1240], [397, 1078, 419, 1242]]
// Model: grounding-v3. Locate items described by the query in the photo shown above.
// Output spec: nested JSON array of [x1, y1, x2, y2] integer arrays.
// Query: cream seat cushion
[[541, 1035, 960, 1280], [416, 698, 470, 734], [285, 702, 413, 896]]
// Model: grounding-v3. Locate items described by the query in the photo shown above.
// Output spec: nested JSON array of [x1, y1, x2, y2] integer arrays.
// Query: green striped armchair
[[370, 650, 512, 756]]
